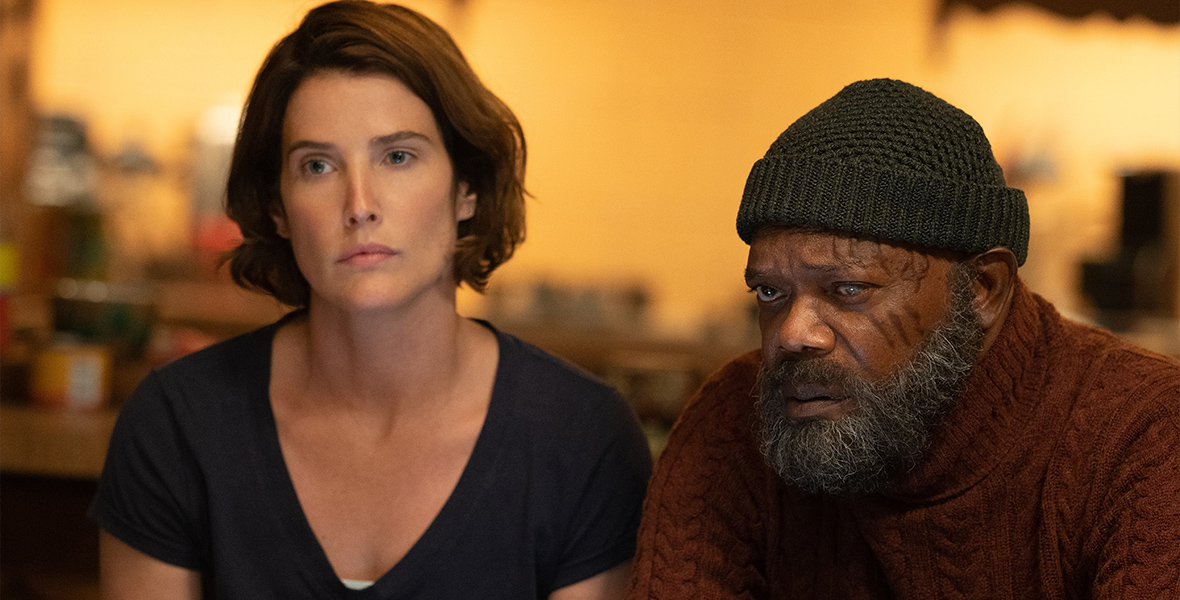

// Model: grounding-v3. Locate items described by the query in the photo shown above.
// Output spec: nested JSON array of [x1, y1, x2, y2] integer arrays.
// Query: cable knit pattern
[[627, 281, 1180, 599]]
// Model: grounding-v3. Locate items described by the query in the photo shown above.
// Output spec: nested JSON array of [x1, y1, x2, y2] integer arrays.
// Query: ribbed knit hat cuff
[[737, 154, 1030, 265]]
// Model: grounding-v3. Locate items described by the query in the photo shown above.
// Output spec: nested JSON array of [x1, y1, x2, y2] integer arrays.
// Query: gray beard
[[754, 265, 984, 496]]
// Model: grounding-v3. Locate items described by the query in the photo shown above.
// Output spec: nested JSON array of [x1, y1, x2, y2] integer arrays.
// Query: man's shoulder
[[668, 350, 764, 444], [698, 350, 763, 400], [1049, 313, 1179, 405], [1038, 311, 1179, 460], [1033, 311, 1179, 590]]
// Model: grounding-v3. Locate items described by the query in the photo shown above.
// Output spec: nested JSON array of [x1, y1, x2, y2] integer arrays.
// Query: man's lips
[[785, 397, 850, 421], [782, 383, 850, 421], [338, 243, 398, 265], [786, 383, 844, 402]]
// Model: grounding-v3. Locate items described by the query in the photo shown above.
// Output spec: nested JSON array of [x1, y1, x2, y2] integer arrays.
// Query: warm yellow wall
[[29, 0, 461, 158], [461, 0, 935, 330], [27, 0, 1180, 334], [32, 0, 297, 158], [929, 6, 1180, 319]]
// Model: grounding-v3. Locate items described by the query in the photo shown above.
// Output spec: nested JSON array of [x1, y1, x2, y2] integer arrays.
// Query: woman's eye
[[387, 150, 410, 165], [304, 159, 332, 175]]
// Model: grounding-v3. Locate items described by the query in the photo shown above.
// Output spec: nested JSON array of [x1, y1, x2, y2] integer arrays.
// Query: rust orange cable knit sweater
[[628, 282, 1179, 599]]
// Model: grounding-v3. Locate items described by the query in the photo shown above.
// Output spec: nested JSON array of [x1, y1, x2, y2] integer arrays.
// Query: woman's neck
[[274, 286, 493, 419]]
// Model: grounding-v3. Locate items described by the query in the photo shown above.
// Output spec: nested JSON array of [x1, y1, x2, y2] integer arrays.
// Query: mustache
[[758, 356, 858, 404]]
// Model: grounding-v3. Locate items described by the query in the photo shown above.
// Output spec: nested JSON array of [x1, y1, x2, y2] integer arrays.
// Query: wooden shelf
[[156, 279, 290, 332], [0, 404, 117, 480]]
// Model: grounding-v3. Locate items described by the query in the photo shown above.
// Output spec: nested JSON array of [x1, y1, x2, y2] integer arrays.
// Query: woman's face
[[275, 71, 475, 314]]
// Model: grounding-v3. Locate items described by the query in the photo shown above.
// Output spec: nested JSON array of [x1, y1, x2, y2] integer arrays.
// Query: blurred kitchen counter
[[0, 403, 111, 600], [0, 403, 117, 479]]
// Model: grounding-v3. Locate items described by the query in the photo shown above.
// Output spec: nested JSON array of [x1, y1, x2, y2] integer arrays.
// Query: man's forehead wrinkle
[[750, 231, 940, 283], [878, 246, 932, 290], [818, 229, 938, 282], [827, 235, 874, 269]]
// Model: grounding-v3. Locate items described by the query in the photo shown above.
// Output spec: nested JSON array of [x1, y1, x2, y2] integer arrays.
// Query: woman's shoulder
[[490, 327, 617, 401], [123, 316, 288, 426], [153, 316, 287, 382], [483, 323, 642, 436], [478, 323, 652, 490]]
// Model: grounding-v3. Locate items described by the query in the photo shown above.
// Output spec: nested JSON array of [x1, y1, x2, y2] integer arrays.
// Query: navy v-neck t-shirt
[[91, 318, 652, 598]]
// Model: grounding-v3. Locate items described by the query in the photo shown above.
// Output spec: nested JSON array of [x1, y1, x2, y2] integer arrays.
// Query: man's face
[[744, 227, 983, 494]]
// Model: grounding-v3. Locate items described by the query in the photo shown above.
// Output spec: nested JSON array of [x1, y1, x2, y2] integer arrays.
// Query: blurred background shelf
[[1, 0, 1177, 597], [0, 404, 117, 479]]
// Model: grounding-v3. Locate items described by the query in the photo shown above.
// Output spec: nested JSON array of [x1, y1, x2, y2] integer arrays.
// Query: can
[[30, 344, 111, 409]]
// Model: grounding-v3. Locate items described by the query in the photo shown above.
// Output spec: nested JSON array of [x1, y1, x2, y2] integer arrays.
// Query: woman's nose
[[344, 170, 382, 228]]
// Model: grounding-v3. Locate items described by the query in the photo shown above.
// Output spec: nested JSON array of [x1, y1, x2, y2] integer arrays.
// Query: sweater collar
[[879, 279, 1050, 502]]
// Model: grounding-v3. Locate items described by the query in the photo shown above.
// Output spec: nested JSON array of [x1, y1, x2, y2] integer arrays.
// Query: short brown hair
[[225, 0, 526, 307]]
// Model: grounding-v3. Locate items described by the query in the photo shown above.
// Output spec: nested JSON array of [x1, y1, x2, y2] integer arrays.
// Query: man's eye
[[833, 283, 869, 296], [387, 150, 410, 164], [750, 285, 782, 302]]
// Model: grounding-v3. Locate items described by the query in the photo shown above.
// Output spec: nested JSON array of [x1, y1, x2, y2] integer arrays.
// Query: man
[[626, 78, 1179, 599]]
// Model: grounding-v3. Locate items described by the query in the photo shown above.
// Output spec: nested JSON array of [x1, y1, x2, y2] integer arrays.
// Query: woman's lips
[[338, 243, 398, 267]]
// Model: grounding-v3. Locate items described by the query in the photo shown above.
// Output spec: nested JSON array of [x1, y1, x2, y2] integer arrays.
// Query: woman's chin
[[313, 281, 454, 315]]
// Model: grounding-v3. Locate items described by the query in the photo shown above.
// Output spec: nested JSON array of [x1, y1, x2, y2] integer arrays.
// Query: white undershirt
[[341, 578, 375, 590]]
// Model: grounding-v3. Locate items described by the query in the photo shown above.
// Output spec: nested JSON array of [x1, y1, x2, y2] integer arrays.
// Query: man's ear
[[455, 181, 477, 223], [969, 246, 1018, 332], [271, 205, 291, 239]]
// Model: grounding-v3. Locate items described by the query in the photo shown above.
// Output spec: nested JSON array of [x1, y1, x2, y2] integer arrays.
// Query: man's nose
[[773, 298, 835, 357]]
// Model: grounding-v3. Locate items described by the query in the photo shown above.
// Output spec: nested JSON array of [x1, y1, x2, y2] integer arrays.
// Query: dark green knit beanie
[[737, 78, 1029, 265]]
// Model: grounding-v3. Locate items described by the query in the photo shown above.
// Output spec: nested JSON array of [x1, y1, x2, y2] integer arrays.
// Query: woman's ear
[[271, 206, 291, 239], [455, 181, 477, 222], [969, 246, 1018, 331]]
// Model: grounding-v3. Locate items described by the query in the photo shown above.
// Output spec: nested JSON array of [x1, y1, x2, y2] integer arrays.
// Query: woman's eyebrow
[[371, 130, 431, 147], [284, 140, 334, 159], [284, 131, 432, 160]]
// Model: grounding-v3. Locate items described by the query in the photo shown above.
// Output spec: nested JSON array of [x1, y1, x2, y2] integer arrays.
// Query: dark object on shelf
[[52, 279, 155, 362], [1081, 171, 1179, 330], [938, 0, 1179, 23]]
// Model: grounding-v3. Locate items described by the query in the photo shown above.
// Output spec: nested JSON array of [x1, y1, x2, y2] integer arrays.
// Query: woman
[[90, 2, 652, 598]]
